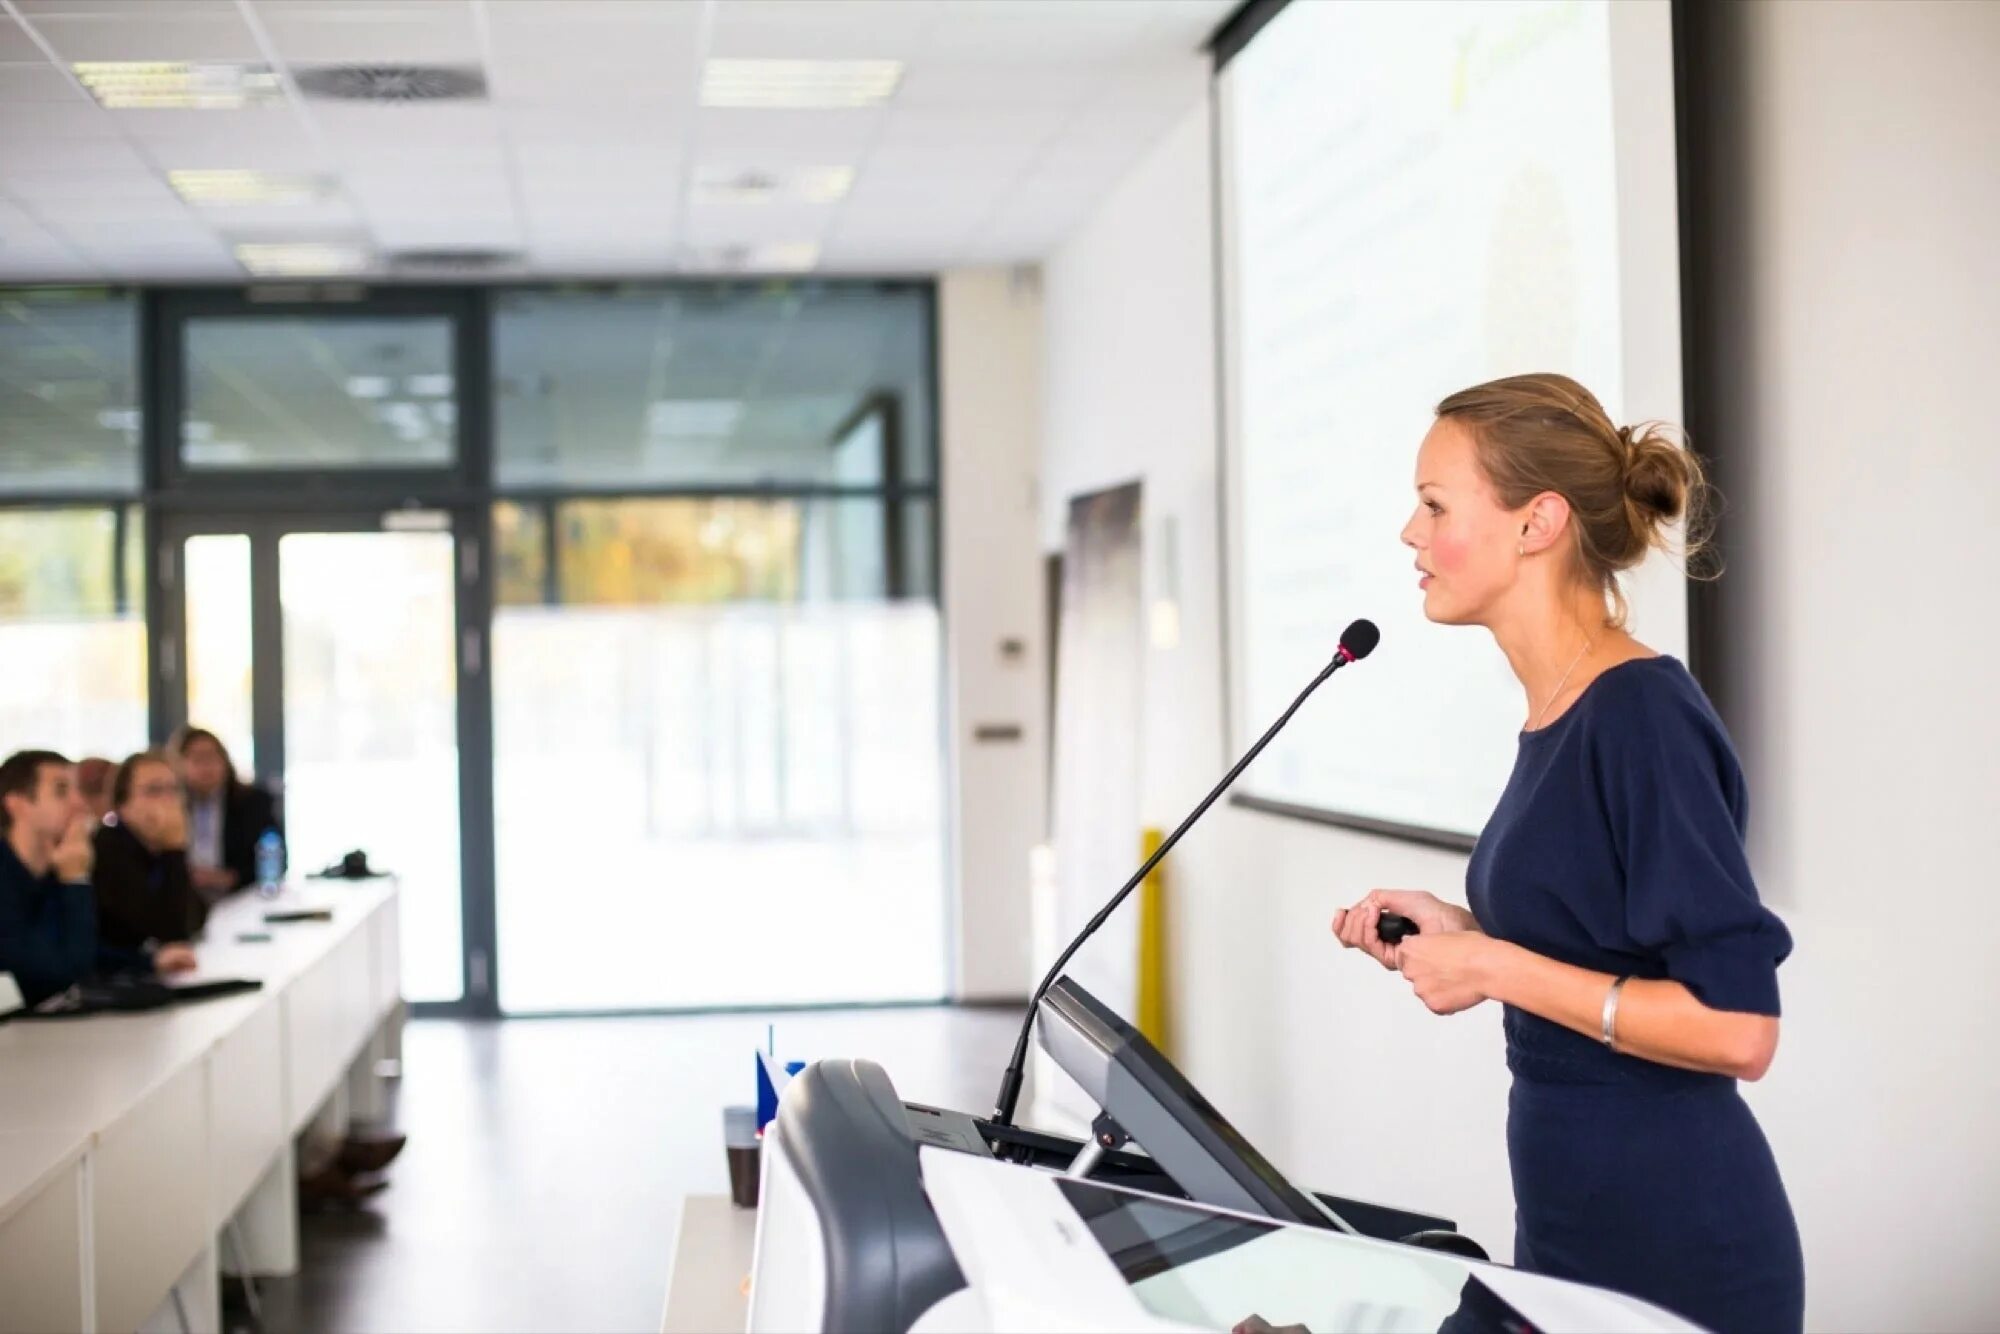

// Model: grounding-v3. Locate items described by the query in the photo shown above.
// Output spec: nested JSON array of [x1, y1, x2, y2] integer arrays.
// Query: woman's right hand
[[1332, 889, 1476, 970]]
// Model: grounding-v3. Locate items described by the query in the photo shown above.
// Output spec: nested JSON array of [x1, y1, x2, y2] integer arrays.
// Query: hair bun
[[1619, 422, 1690, 526]]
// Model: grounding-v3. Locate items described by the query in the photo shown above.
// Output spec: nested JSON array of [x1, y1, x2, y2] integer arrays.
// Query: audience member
[[93, 752, 205, 954], [75, 756, 115, 823], [173, 727, 280, 902], [0, 749, 195, 1006]]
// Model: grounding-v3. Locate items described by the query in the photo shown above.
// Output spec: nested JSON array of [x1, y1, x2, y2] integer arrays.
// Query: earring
[[1517, 544, 1526, 557]]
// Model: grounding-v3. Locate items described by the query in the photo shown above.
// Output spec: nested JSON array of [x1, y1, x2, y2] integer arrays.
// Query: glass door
[[161, 514, 474, 1006]]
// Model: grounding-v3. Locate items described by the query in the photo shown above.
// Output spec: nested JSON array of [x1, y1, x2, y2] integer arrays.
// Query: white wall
[[939, 267, 1047, 1002], [1692, 4, 2000, 1329], [1039, 5, 2000, 1324]]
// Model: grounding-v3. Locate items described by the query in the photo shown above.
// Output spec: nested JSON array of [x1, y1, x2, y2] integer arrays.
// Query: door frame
[[144, 286, 499, 1018], [154, 507, 498, 1017]]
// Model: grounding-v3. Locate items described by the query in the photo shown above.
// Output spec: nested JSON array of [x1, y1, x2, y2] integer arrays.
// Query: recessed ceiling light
[[73, 62, 285, 111], [170, 170, 333, 206], [695, 166, 855, 205], [234, 242, 370, 278], [700, 59, 901, 110]]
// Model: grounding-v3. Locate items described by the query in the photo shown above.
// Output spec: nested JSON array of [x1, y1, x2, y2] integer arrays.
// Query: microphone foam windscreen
[[1340, 618, 1381, 661]]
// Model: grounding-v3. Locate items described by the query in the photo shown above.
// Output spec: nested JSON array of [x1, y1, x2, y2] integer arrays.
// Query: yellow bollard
[[1135, 827, 1169, 1056]]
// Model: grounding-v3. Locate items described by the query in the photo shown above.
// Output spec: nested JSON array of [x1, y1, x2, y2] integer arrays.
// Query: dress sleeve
[[1594, 681, 1793, 1015]]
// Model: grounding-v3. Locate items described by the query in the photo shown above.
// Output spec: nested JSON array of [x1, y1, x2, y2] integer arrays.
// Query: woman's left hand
[[1396, 932, 1502, 1015]]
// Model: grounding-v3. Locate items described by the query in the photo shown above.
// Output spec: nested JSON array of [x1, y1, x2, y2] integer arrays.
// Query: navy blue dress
[[1465, 657, 1803, 1333]]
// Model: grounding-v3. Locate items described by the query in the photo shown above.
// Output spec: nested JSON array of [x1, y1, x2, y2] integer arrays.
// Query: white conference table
[[0, 877, 402, 1334]]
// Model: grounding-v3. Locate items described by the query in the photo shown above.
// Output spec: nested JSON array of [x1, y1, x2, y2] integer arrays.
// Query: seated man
[[0, 749, 195, 1007], [94, 752, 205, 954], [174, 728, 280, 903]]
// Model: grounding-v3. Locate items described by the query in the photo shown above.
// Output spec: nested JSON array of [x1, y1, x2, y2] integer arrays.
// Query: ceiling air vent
[[295, 65, 487, 103], [387, 249, 523, 277]]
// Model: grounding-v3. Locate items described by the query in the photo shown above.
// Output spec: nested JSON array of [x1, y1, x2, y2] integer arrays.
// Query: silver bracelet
[[1601, 975, 1630, 1048]]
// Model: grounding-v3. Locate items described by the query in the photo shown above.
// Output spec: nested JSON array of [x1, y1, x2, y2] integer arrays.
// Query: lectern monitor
[[1035, 975, 1350, 1232]]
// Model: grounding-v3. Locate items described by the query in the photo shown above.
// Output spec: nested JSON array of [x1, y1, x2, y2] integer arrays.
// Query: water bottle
[[254, 829, 285, 898]]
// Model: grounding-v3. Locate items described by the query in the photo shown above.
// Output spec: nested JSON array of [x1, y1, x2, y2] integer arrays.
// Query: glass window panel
[[121, 504, 144, 609], [0, 509, 147, 760], [492, 497, 945, 1012], [183, 316, 455, 470], [899, 497, 937, 601], [492, 284, 935, 488], [556, 497, 816, 605], [182, 534, 256, 776], [280, 532, 463, 1003], [0, 290, 141, 495], [492, 500, 548, 607]]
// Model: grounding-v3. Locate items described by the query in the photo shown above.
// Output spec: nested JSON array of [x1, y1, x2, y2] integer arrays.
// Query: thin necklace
[[1532, 637, 1593, 730]]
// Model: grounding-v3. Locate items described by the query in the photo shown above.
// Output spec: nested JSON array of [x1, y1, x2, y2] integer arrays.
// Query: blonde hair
[[1435, 372, 1716, 624]]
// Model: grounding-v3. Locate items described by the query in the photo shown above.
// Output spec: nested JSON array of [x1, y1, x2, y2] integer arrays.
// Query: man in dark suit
[[173, 728, 280, 901]]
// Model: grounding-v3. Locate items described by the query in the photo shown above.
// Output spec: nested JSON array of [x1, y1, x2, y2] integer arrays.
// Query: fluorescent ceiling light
[[751, 242, 821, 272], [682, 241, 821, 273], [700, 59, 901, 109], [405, 374, 453, 397], [74, 62, 284, 111], [695, 165, 855, 205], [345, 376, 391, 399], [235, 242, 370, 277], [170, 170, 332, 206]]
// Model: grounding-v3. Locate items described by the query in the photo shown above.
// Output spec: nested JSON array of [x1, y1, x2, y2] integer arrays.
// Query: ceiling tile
[[893, 61, 1105, 111], [0, 99, 120, 140], [121, 107, 330, 170], [697, 108, 886, 166], [511, 139, 683, 179], [0, 17, 47, 62], [179, 198, 365, 233], [311, 101, 502, 149], [0, 64, 90, 102], [502, 110, 692, 159], [708, 1, 938, 60], [923, 1, 1172, 64], [344, 167, 513, 207], [483, 6, 702, 106], [0, 133, 153, 173], [5, 169, 181, 205], [252, 0, 483, 66], [681, 202, 837, 248], [371, 214, 523, 249], [868, 106, 1068, 155], [54, 214, 216, 247], [26, 4, 262, 63]]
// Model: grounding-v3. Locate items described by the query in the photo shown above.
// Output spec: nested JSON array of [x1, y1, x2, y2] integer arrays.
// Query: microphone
[[988, 618, 1381, 1128]]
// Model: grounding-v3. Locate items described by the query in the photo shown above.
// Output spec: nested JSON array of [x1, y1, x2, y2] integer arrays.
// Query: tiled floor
[[250, 1007, 1019, 1333]]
